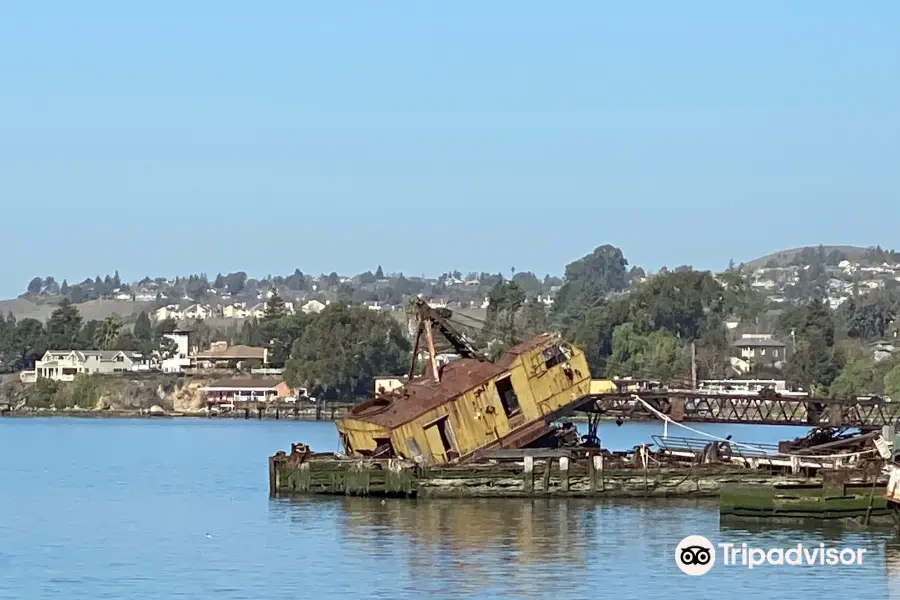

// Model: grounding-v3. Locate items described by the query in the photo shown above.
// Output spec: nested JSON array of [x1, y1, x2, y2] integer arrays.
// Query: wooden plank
[[472, 448, 574, 461]]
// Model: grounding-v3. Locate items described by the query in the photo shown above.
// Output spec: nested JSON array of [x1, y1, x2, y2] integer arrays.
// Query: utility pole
[[691, 342, 697, 390]]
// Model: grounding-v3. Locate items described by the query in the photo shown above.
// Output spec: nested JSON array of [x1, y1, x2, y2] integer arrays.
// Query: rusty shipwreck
[[335, 299, 596, 464]]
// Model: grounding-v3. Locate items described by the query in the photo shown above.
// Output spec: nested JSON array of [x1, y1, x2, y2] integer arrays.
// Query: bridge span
[[570, 389, 900, 430]]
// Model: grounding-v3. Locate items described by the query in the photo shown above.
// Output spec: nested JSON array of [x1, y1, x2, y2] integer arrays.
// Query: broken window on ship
[[542, 344, 571, 370]]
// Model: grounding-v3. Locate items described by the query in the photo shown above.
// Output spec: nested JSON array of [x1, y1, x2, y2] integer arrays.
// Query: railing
[[652, 435, 779, 460], [585, 393, 900, 429]]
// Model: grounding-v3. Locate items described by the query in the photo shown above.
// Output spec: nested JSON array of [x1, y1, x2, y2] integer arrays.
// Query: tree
[[511, 271, 542, 297], [239, 318, 262, 347], [260, 312, 312, 368], [78, 320, 101, 350], [840, 291, 897, 340], [829, 358, 877, 400], [566, 298, 632, 377], [483, 281, 526, 350], [133, 312, 153, 345], [27, 277, 43, 295], [45, 298, 83, 349], [784, 329, 841, 394], [375, 265, 384, 279], [628, 270, 725, 340], [94, 316, 124, 350], [262, 290, 286, 321], [154, 318, 177, 338], [112, 331, 138, 351], [719, 269, 766, 324], [9, 318, 46, 370], [224, 271, 247, 294], [551, 245, 629, 326], [518, 300, 550, 338], [154, 336, 179, 362], [284, 303, 410, 400], [604, 323, 689, 385], [885, 363, 900, 400]]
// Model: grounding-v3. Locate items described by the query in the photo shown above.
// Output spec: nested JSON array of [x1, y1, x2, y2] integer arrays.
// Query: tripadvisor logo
[[675, 535, 716, 576], [674, 536, 868, 575]]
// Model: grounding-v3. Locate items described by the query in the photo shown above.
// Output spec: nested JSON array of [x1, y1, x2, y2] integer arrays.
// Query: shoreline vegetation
[[4, 243, 900, 426]]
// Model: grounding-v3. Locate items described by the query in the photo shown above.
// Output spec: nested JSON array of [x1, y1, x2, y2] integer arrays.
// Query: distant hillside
[[0, 295, 488, 332], [0, 298, 155, 323], [741, 245, 875, 272]]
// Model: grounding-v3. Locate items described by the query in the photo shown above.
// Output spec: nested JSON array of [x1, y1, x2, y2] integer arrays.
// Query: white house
[[155, 305, 184, 322], [21, 350, 149, 382], [160, 331, 191, 373], [183, 304, 213, 320], [301, 300, 326, 314], [224, 303, 250, 319]]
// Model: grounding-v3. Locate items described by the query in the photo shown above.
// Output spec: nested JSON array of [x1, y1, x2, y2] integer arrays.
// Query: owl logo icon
[[675, 535, 716, 575]]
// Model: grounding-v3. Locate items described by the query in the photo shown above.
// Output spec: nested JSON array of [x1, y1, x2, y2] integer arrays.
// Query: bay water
[[1, 418, 898, 599]]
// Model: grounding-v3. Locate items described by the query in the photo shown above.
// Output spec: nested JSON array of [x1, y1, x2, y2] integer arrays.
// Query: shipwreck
[[335, 299, 595, 464]]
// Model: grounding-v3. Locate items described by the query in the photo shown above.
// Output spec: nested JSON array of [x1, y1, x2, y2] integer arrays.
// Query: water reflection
[[270, 497, 896, 599]]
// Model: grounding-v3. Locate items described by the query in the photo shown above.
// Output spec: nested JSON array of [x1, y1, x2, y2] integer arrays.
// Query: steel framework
[[576, 392, 900, 430]]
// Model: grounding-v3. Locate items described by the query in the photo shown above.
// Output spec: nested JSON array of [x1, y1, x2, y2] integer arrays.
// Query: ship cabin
[[335, 333, 593, 465]]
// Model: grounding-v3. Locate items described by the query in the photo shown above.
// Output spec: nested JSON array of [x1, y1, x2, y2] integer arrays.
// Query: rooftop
[[348, 358, 507, 429], [731, 335, 786, 348]]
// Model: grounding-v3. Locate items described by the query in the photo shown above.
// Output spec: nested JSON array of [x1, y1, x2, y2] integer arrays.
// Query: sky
[[1, 1, 898, 298]]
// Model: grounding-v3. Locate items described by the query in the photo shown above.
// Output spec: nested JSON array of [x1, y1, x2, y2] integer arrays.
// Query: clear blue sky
[[2, 1, 898, 298]]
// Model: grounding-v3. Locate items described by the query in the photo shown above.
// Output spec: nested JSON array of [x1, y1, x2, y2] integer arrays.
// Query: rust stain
[[349, 358, 507, 429]]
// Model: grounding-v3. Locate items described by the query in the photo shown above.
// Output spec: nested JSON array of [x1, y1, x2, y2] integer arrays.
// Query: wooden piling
[[591, 455, 604, 493], [542, 459, 552, 493], [523, 456, 534, 493], [268, 456, 277, 496], [559, 456, 570, 492]]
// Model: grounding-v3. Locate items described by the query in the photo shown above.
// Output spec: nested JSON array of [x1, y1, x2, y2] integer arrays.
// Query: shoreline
[[0, 409, 342, 421], [0, 410, 630, 424]]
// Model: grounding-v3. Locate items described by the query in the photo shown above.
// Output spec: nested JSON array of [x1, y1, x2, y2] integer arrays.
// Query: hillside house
[[22, 350, 149, 382], [731, 334, 787, 371], [155, 305, 184, 322], [192, 341, 268, 370], [161, 330, 192, 373], [224, 303, 251, 319], [183, 304, 213, 320], [872, 340, 896, 363], [301, 300, 326, 314], [199, 378, 293, 406]]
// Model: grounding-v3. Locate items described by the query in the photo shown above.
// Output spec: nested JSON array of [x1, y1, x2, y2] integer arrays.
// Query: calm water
[[2, 417, 900, 599]]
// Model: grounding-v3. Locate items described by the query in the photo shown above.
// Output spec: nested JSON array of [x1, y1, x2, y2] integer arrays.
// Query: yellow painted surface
[[590, 379, 617, 394], [337, 336, 596, 465], [334, 417, 390, 454]]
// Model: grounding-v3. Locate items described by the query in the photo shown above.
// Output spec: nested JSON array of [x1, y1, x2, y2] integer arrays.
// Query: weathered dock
[[269, 444, 827, 500], [720, 479, 893, 524], [207, 401, 352, 420]]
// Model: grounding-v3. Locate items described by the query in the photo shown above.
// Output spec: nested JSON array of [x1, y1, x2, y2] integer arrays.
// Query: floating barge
[[270, 442, 858, 500]]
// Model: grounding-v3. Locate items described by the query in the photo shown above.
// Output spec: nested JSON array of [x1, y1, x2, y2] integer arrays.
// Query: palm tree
[[94, 316, 123, 350]]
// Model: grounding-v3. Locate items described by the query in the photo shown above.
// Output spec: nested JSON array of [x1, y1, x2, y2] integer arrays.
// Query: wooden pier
[[208, 401, 352, 420], [269, 445, 835, 500], [719, 480, 893, 523]]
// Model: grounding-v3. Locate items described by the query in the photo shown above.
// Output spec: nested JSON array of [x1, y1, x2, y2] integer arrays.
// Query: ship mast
[[407, 298, 484, 383]]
